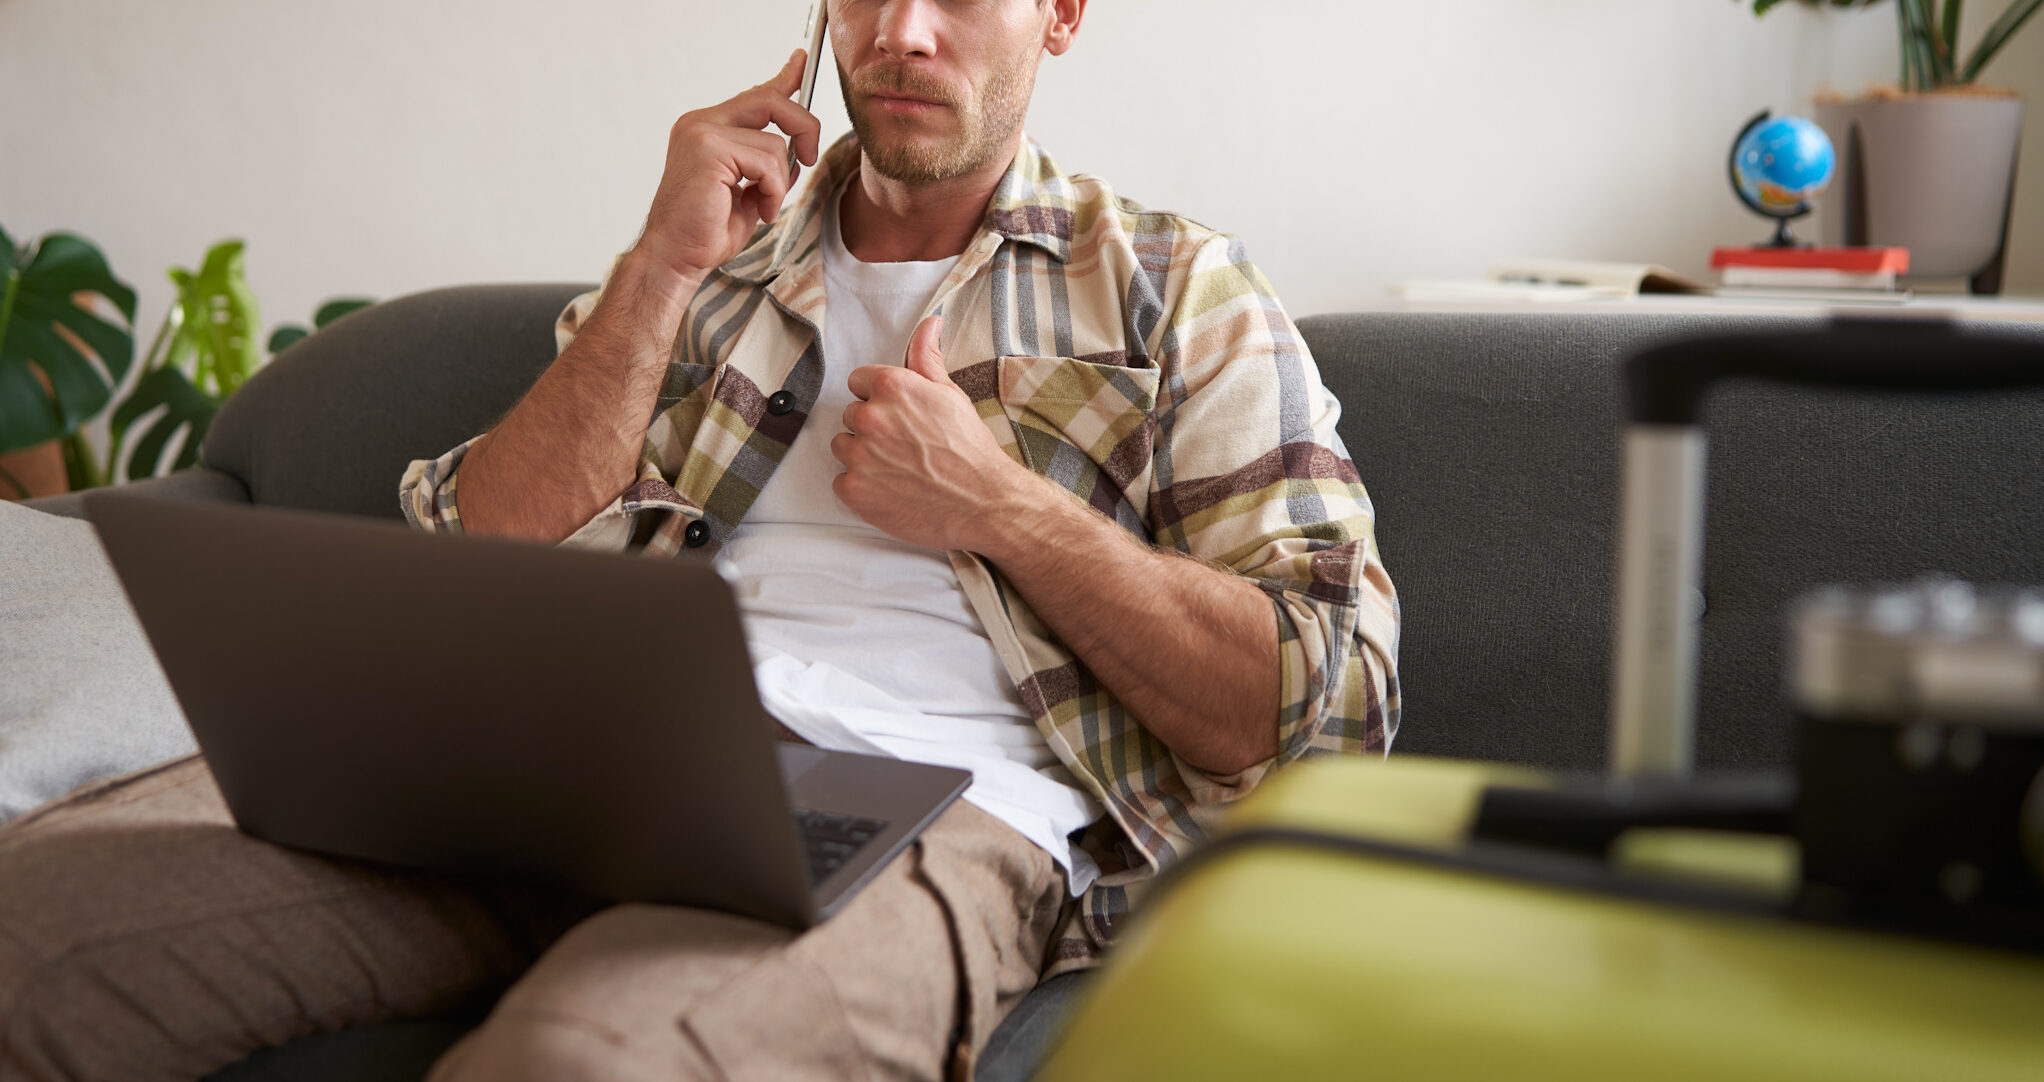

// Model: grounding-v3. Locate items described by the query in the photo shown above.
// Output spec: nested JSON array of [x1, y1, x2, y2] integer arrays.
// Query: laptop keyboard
[[794, 808, 888, 884]]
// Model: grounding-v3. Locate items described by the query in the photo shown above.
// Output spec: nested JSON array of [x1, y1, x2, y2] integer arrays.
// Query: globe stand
[[1729, 109, 1823, 250]]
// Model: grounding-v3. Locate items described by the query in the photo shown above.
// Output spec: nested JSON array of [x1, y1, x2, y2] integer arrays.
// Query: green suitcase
[[1041, 322, 2044, 1081], [1041, 755, 2044, 1081]]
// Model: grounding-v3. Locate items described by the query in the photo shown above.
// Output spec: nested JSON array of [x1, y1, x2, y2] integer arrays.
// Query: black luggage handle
[[1625, 319, 2044, 426], [1611, 318, 2044, 778]]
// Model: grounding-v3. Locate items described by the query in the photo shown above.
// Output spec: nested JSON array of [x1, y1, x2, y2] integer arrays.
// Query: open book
[[1488, 258, 1708, 294], [1391, 259, 1707, 304]]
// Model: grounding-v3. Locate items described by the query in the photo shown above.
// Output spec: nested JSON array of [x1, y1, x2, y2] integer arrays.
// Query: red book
[[1710, 246, 1910, 273]]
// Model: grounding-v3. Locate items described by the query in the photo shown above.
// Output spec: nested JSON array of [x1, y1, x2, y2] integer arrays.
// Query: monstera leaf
[[155, 240, 261, 398], [0, 224, 137, 458], [108, 240, 260, 482], [110, 366, 220, 479]]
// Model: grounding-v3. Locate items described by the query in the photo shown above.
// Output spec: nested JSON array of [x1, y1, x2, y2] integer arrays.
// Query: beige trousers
[[0, 755, 1065, 1082]]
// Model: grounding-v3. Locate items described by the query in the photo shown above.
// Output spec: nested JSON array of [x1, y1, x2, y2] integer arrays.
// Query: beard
[[838, 50, 1037, 184]]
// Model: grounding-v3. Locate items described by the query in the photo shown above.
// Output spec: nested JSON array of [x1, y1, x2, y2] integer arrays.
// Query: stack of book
[[1709, 246, 1912, 302]]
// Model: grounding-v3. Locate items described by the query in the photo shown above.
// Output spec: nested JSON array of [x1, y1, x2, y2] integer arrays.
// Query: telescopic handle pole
[[1610, 319, 2044, 778]]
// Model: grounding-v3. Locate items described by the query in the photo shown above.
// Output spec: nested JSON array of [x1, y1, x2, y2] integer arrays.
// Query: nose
[[873, 0, 937, 61]]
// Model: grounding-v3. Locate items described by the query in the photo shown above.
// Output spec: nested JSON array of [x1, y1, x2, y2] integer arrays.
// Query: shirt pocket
[[995, 355, 1162, 529]]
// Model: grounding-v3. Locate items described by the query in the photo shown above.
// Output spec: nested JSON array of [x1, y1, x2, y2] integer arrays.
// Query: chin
[[858, 131, 975, 184]]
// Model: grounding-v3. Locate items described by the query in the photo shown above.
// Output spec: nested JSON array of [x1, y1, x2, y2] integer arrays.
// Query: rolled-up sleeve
[[398, 435, 482, 534], [397, 285, 667, 553], [1145, 235, 1400, 796]]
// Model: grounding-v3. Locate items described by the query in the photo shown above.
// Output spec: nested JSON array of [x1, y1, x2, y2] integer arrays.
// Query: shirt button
[[684, 520, 710, 548], [767, 390, 795, 415]]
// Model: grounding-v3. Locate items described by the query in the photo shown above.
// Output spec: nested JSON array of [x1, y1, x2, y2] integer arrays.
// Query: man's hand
[[633, 50, 824, 296], [457, 56, 821, 542], [835, 318, 1283, 775], [831, 316, 1045, 552]]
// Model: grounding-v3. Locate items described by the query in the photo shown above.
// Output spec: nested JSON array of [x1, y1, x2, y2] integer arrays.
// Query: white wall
[[3, 0, 2026, 346]]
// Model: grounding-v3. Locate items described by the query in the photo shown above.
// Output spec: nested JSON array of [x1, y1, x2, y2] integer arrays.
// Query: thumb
[[904, 315, 949, 383]]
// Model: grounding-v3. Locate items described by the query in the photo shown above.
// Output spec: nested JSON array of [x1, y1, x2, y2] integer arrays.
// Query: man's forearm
[[458, 49, 826, 541], [457, 254, 703, 542], [977, 477, 1281, 776]]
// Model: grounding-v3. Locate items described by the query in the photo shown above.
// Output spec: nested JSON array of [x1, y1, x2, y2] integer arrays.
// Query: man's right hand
[[632, 50, 823, 293], [455, 55, 822, 543]]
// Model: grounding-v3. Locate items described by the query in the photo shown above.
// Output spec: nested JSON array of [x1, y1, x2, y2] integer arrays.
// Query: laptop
[[84, 491, 971, 930]]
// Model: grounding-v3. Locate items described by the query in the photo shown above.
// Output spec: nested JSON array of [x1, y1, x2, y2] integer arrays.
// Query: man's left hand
[[832, 315, 1039, 552]]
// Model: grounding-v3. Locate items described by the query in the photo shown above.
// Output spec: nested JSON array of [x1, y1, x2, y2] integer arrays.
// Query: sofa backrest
[[1300, 311, 2044, 774], [200, 285, 2044, 775], [201, 283, 594, 521]]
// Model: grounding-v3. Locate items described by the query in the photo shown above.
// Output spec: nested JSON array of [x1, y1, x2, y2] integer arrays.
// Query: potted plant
[[2, 225, 374, 499], [0, 227, 136, 499], [1749, 0, 2042, 292], [107, 239, 277, 484], [111, 250, 370, 481]]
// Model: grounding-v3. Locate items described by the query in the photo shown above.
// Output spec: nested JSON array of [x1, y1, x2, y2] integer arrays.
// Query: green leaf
[[13, 318, 112, 431], [110, 365, 220, 480], [157, 285, 199, 375], [267, 297, 373, 356], [1897, 0, 1932, 88], [0, 227, 135, 456], [312, 297, 374, 329], [158, 240, 261, 398], [1963, 0, 2044, 81], [13, 290, 131, 390], [267, 325, 309, 354], [0, 352, 62, 451], [26, 234, 138, 324], [1918, 0, 1956, 83]]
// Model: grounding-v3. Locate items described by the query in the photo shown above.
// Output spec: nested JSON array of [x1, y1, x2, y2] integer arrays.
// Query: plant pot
[[0, 439, 68, 501], [1814, 94, 2024, 293]]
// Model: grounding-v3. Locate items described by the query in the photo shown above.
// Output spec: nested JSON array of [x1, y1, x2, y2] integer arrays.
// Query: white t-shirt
[[717, 181, 1103, 895]]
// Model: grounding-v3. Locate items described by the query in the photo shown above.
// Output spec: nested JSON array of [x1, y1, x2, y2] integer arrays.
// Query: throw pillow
[[0, 500, 194, 823]]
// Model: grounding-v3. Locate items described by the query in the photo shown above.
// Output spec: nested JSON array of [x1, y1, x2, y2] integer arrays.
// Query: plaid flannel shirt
[[401, 134, 1400, 974]]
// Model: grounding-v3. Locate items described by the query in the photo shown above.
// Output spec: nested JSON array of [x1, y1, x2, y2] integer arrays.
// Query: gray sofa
[[25, 284, 2044, 1078]]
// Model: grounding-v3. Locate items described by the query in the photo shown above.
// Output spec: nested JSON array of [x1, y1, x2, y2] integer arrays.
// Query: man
[[0, 1, 1396, 1079]]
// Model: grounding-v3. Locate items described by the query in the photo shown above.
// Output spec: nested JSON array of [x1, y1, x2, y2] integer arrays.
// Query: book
[[1488, 258, 1708, 295], [1710, 245, 1910, 297], [1720, 266, 1900, 290], [1711, 285, 1914, 304], [1390, 280, 1633, 304], [1709, 246, 1910, 274]]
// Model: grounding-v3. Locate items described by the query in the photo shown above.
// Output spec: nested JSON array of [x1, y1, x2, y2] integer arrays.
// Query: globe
[[1731, 114, 1836, 217]]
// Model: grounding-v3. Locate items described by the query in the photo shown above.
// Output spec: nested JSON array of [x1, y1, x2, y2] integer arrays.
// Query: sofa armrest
[[23, 467, 252, 520]]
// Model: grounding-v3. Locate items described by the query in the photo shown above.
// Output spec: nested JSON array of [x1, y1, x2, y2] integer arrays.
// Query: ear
[[1042, 0, 1085, 57]]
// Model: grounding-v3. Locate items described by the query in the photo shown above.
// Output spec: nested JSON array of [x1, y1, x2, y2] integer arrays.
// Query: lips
[[870, 93, 947, 115]]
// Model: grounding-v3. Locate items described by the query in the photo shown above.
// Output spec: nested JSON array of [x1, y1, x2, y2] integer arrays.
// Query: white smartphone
[[789, 1, 830, 176]]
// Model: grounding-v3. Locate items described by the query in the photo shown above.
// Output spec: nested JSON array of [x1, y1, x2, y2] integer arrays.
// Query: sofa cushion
[[0, 501, 194, 822], [200, 283, 593, 520]]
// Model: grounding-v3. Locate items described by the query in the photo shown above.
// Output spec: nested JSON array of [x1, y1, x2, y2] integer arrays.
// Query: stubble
[[839, 47, 1037, 183]]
